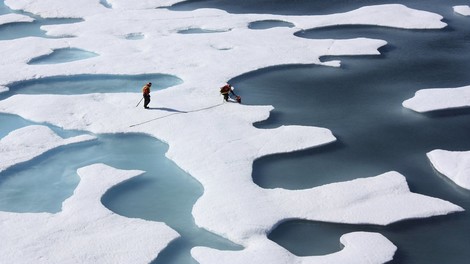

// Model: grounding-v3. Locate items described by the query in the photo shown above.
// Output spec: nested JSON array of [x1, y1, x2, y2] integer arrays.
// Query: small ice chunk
[[428, 149, 470, 190], [403, 85, 470, 112], [454, 5, 470, 16]]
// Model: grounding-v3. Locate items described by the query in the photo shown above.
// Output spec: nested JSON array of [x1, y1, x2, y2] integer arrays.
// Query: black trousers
[[144, 95, 150, 108]]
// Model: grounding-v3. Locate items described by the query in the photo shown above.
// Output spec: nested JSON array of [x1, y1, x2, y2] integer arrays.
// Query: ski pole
[[136, 97, 144, 107]]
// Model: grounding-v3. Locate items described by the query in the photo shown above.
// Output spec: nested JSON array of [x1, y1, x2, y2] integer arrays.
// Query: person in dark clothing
[[142, 82, 152, 109]]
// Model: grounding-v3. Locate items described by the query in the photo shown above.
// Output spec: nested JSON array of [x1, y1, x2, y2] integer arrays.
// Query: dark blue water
[[248, 20, 294, 30], [218, 1, 470, 263], [170, 0, 399, 15], [178, 28, 229, 34]]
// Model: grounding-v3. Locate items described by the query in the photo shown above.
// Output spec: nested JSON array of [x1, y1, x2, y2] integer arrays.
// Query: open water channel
[[219, 0, 470, 263]]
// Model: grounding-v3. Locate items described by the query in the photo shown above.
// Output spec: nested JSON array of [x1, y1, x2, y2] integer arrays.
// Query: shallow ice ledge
[[403, 85, 470, 112], [454, 5, 470, 16], [193, 232, 397, 264], [0, 163, 179, 263], [428, 149, 470, 190], [0, 13, 34, 26], [0, 125, 96, 173]]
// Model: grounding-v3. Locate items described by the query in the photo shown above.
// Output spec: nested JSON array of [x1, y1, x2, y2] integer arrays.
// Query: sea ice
[[0, 1, 462, 263], [427, 149, 470, 190], [0, 125, 95, 173], [0, 163, 179, 263], [0, 92, 463, 263], [0, 13, 34, 26], [191, 171, 462, 245], [193, 232, 397, 264], [403, 85, 470, 112], [5, 0, 107, 18], [454, 5, 470, 16], [0, 4, 444, 86]]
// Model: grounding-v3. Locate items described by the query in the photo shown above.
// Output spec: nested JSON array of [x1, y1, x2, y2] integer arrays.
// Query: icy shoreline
[[0, 1, 464, 263]]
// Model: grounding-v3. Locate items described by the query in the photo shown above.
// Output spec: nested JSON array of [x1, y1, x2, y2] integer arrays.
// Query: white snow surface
[[0, 1, 463, 263], [454, 5, 470, 16], [0, 13, 34, 26], [428, 149, 470, 190], [403, 85, 470, 112], [0, 125, 96, 173], [0, 163, 179, 263], [193, 232, 397, 264]]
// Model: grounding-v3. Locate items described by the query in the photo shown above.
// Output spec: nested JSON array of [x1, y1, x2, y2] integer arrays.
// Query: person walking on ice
[[220, 83, 241, 103], [142, 82, 152, 109]]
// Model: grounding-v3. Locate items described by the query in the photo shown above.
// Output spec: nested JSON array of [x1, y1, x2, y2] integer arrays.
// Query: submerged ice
[[0, 0, 468, 263]]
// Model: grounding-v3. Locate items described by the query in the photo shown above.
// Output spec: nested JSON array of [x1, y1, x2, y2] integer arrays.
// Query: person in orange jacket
[[142, 82, 152, 109], [220, 83, 241, 103]]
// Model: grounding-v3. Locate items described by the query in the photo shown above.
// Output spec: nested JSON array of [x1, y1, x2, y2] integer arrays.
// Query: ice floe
[[428, 149, 470, 190], [0, 1, 462, 263], [0, 163, 179, 263], [403, 85, 470, 112], [191, 171, 462, 245], [193, 232, 397, 264], [0, 13, 34, 26], [0, 125, 95, 173], [454, 5, 470, 16]]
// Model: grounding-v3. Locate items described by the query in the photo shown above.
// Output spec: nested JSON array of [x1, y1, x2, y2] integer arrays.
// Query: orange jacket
[[142, 85, 150, 95], [220, 85, 231, 94]]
